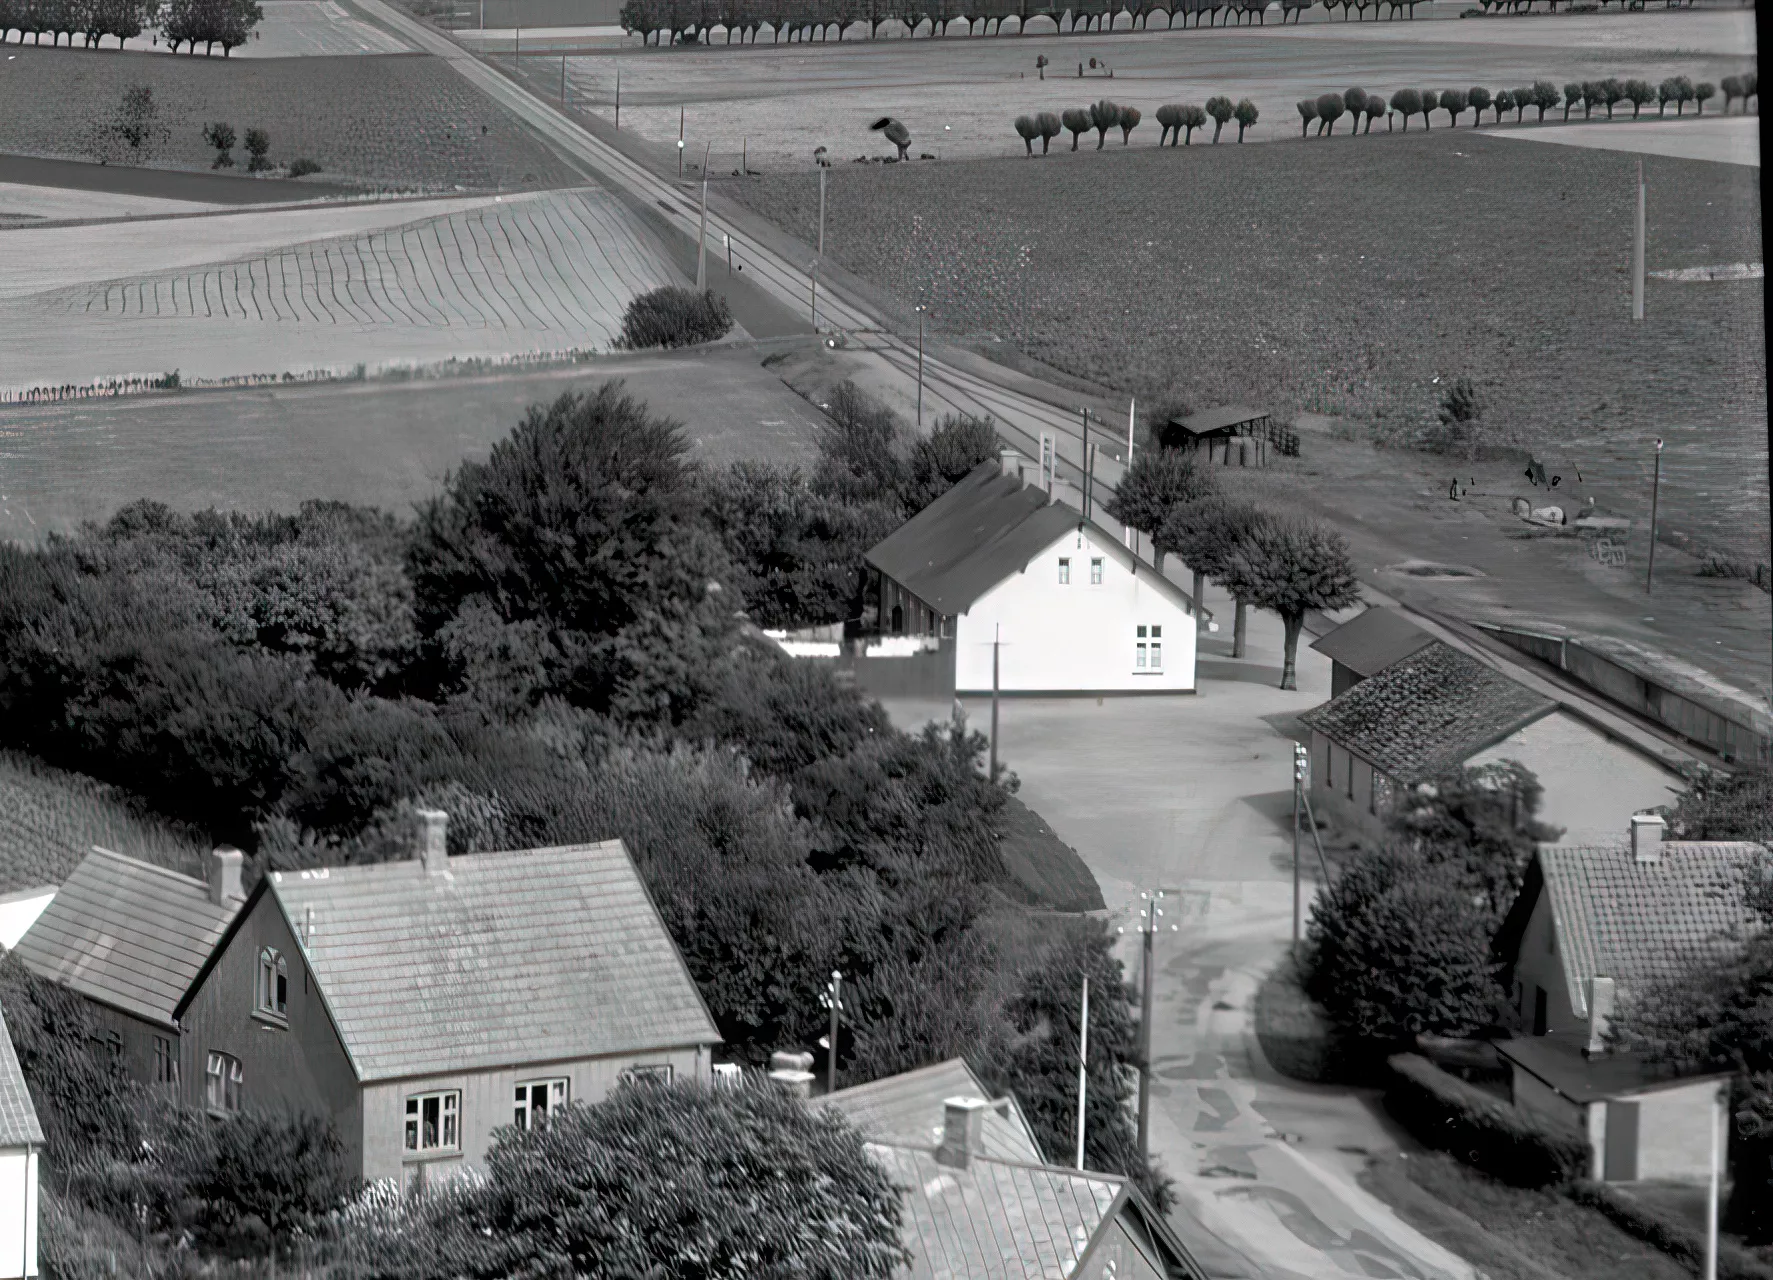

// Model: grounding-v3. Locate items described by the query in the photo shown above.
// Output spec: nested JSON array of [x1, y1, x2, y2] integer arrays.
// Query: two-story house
[[173, 811, 722, 1185]]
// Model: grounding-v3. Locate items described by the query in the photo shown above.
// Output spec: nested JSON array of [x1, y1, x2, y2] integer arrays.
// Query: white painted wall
[[0, 892, 53, 953], [953, 526, 1197, 694], [0, 1148, 39, 1278], [360, 1045, 710, 1185], [1629, 1078, 1729, 1183], [1468, 711, 1684, 846]]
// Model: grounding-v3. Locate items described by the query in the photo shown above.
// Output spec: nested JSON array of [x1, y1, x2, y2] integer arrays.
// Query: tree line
[[1298, 73, 1755, 135], [1013, 96, 1258, 151], [619, 0, 1421, 46], [0, 379, 1170, 1274], [0, 0, 262, 53]]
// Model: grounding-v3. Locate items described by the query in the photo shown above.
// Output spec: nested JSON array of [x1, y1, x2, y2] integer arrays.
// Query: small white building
[[865, 456, 1200, 696], [1492, 820, 1767, 1182], [0, 889, 54, 954], [0, 1003, 42, 1279]]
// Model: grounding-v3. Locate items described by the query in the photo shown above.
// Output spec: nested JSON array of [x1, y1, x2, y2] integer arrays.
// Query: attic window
[[257, 947, 288, 1019], [1058, 558, 1071, 585], [1090, 558, 1103, 585]]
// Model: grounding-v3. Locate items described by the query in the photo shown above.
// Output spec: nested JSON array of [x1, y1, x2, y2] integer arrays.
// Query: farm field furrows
[[0, 45, 581, 190], [0, 751, 209, 893], [732, 128, 1766, 557], [559, 7, 1756, 169], [0, 189, 686, 386]]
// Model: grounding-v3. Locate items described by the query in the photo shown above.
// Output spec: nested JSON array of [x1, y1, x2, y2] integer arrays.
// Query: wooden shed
[[1158, 405, 1290, 465]]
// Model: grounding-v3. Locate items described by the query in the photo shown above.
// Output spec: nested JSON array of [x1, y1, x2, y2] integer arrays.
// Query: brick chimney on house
[[999, 448, 1026, 485], [1630, 813, 1666, 864], [767, 1050, 815, 1098], [934, 1096, 990, 1169], [208, 847, 245, 907], [415, 808, 449, 875], [1585, 976, 1617, 1057]]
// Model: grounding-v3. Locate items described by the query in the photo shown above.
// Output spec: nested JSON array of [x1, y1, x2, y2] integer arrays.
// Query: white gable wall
[[1468, 711, 1684, 846], [953, 525, 1196, 694], [0, 1148, 37, 1278]]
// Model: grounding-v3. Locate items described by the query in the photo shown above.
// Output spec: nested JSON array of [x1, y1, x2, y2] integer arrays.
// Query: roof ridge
[[84, 845, 209, 893], [864, 1137, 1127, 1185]]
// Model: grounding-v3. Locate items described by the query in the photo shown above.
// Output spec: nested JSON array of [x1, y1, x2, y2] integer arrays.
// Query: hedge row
[[1567, 1181, 1773, 1280], [1384, 1053, 1590, 1189]]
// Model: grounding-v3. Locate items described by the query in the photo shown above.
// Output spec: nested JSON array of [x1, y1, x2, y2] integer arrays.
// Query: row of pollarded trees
[[1104, 440, 1359, 690], [0, 0, 262, 50], [1012, 96, 1258, 151], [618, 0, 1417, 46], [1295, 72, 1754, 135]]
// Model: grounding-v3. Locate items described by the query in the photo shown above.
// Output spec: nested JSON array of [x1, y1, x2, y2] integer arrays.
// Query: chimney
[[999, 448, 1025, 484], [208, 847, 245, 907], [767, 1050, 815, 1098], [1630, 813, 1666, 864], [934, 1095, 990, 1169], [416, 808, 449, 875], [1585, 976, 1617, 1056]]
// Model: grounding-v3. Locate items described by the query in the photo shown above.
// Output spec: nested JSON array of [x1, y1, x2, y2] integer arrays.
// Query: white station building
[[865, 455, 1201, 696]]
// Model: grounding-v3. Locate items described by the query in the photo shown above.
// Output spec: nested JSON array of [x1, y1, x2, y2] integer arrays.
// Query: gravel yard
[[0, 46, 582, 190]]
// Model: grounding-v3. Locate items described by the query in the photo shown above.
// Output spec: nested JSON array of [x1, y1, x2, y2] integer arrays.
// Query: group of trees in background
[[0, 0, 262, 51], [1295, 72, 1753, 135], [1011, 96, 1256, 150], [619, 0, 1417, 47], [0, 379, 1174, 1272], [1103, 426, 1359, 689]]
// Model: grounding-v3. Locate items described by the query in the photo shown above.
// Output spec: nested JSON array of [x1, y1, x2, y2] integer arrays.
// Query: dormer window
[[257, 946, 288, 1019]]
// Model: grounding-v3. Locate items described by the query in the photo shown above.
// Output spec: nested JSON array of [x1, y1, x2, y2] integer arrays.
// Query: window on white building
[[514, 1078, 569, 1130], [1090, 558, 1103, 584], [206, 1051, 242, 1115], [405, 1091, 460, 1153], [1058, 557, 1071, 584], [257, 946, 288, 1019], [1136, 625, 1163, 670], [621, 1064, 674, 1085]]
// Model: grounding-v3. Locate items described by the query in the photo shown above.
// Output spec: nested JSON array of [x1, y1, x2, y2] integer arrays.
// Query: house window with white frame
[[621, 1064, 674, 1085], [257, 946, 288, 1019], [405, 1091, 460, 1154], [1090, 558, 1103, 584], [514, 1078, 569, 1130], [206, 1051, 242, 1114], [1058, 557, 1071, 585], [1135, 625, 1162, 670]]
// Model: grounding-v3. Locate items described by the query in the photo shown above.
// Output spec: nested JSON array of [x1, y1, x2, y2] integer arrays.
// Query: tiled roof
[[1532, 841, 1768, 1019], [12, 847, 237, 1028], [865, 464, 1082, 616], [816, 1059, 1045, 1164], [866, 1141, 1128, 1280], [1309, 606, 1435, 679], [1298, 641, 1555, 783], [267, 842, 721, 1082], [0, 1003, 44, 1148]]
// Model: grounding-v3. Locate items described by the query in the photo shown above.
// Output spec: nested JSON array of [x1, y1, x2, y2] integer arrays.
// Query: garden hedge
[[1384, 1052, 1589, 1188], [1567, 1181, 1773, 1280], [617, 286, 734, 350]]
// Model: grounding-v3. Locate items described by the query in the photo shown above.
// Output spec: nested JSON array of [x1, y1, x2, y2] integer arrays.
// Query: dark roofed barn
[[1309, 606, 1436, 696]]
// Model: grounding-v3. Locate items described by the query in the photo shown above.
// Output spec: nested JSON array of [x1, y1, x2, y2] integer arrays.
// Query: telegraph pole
[[1632, 158, 1646, 322], [1292, 743, 1306, 953], [560, 54, 567, 107], [821, 970, 843, 1095], [989, 623, 1001, 782], [677, 107, 685, 179], [1075, 975, 1090, 1170], [1705, 1083, 1722, 1280], [614, 63, 621, 129], [1125, 891, 1179, 1161], [1647, 437, 1664, 593], [817, 164, 827, 258], [915, 306, 926, 426], [696, 141, 711, 290]]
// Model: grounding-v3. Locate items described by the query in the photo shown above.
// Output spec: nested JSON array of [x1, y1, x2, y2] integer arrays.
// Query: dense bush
[[1385, 1053, 1589, 1188], [616, 285, 734, 350], [1305, 846, 1503, 1049], [1102, 441, 1216, 571], [1386, 761, 1560, 916]]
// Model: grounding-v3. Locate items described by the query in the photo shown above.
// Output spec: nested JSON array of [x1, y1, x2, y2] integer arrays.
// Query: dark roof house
[[1299, 641, 1556, 786], [1309, 607, 1435, 696], [13, 845, 244, 1031]]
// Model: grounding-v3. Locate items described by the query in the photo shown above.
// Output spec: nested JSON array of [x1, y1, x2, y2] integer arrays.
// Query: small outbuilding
[[0, 1003, 42, 1279], [1309, 606, 1435, 698], [1156, 405, 1282, 465]]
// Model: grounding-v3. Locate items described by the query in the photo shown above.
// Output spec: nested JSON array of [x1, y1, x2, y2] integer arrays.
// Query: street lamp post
[[1647, 437, 1664, 593], [915, 305, 927, 427], [817, 163, 827, 258]]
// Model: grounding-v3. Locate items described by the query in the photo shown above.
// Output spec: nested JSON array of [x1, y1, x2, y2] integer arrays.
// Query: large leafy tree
[[406, 381, 735, 723], [1103, 446, 1216, 572], [1305, 844, 1504, 1050], [1386, 761, 1561, 917], [1664, 764, 1773, 842], [1217, 514, 1361, 689], [903, 411, 999, 513], [1159, 498, 1265, 658], [415, 1078, 910, 1279]]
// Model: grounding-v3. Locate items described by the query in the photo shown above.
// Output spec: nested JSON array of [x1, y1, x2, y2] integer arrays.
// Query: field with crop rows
[[732, 127, 1766, 553], [0, 45, 580, 190], [0, 750, 209, 893]]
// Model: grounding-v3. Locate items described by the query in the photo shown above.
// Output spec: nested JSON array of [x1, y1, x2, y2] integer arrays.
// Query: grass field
[[732, 127, 1766, 552], [0, 750, 209, 893], [0, 45, 581, 190]]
